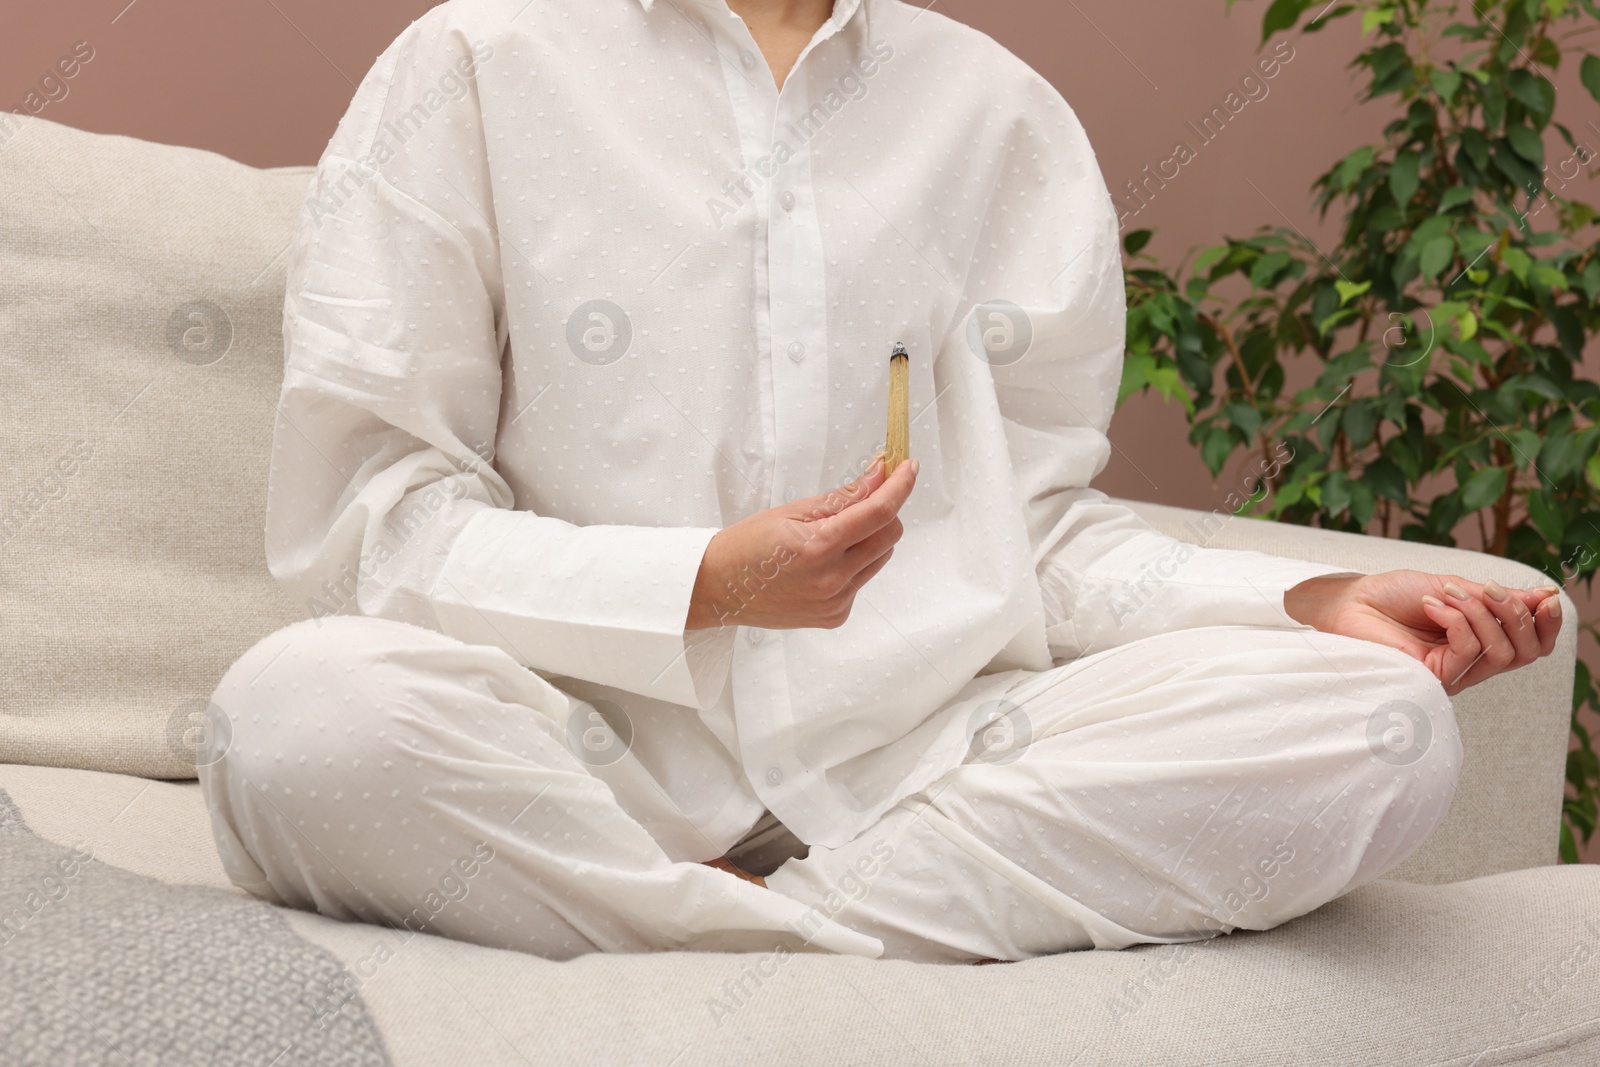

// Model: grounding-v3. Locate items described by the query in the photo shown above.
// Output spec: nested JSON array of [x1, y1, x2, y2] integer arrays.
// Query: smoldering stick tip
[[885, 341, 910, 475]]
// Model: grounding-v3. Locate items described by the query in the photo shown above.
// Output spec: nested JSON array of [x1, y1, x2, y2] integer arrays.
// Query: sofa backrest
[[0, 116, 310, 778]]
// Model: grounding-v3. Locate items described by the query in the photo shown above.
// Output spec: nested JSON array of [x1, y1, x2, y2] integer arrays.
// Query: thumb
[[791, 453, 886, 521], [1511, 584, 1560, 612]]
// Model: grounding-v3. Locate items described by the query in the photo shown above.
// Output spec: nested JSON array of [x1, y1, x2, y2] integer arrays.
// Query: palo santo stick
[[885, 341, 910, 476]]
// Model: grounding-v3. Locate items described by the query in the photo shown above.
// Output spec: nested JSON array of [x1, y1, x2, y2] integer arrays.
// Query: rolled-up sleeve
[[266, 26, 734, 710], [974, 76, 1361, 664]]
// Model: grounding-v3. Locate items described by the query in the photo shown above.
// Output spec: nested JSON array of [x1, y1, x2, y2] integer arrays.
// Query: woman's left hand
[[1284, 570, 1563, 695]]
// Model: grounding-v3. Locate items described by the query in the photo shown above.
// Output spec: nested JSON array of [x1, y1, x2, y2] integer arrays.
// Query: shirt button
[[747, 627, 764, 645], [766, 767, 784, 785], [741, 49, 756, 69], [779, 190, 796, 212], [786, 341, 805, 363]]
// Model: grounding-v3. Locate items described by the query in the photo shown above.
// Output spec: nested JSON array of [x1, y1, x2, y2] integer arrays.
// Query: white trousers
[[197, 615, 1460, 964]]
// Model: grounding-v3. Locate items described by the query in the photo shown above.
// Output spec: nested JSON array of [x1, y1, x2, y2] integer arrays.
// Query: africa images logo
[[1366, 698, 1433, 766], [565, 698, 634, 767], [565, 300, 633, 366]]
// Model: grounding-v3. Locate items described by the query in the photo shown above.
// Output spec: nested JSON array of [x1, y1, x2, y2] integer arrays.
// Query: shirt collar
[[634, 0, 871, 41]]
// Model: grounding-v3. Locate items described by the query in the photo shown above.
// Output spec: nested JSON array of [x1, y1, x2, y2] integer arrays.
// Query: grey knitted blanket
[[0, 788, 392, 1066]]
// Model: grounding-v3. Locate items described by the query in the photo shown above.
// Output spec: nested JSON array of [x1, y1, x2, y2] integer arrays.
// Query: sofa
[[2, 112, 1597, 1066]]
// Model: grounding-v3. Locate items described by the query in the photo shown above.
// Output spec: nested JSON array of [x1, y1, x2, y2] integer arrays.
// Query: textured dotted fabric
[[199, 614, 1460, 963], [766, 625, 1463, 962]]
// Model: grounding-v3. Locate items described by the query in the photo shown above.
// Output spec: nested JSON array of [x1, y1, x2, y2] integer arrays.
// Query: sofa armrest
[[1111, 497, 1576, 884]]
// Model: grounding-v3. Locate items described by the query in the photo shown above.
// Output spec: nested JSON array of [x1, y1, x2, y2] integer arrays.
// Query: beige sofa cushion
[[0, 116, 310, 778]]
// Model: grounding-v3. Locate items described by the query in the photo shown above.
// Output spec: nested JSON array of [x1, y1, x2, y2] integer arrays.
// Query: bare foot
[[702, 855, 767, 888]]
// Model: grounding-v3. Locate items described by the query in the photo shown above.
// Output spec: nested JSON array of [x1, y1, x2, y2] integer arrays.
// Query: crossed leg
[[766, 624, 1461, 962], [199, 615, 1459, 964], [197, 616, 877, 959]]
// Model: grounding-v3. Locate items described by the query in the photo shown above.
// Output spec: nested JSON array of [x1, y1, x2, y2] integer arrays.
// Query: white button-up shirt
[[268, 0, 1351, 857]]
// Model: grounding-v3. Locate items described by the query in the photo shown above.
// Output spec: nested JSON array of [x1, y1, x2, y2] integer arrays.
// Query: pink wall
[[4, 0, 1596, 862]]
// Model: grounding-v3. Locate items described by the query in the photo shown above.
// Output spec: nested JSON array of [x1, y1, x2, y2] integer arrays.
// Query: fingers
[[830, 517, 905, 604], [1508, 585, 1557, 612], [1408, 573, 1564, 693], [1478, 579, 1541, 668], [813, 456, 918, 551], [841, 546, 894, 597], [1418, 595, 1486, 694], [1532, 592, 1562, 656], [1509, 585, 1563, 657], [842, 516, 903, 566], [1438, 580, 1517, 682], [795, 454, 887, 520], [806, 549, 896, 630], [1447, 577, 1564, 662]]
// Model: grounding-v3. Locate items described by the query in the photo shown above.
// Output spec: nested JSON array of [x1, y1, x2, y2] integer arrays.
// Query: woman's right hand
[[686, 454, 919, 631]]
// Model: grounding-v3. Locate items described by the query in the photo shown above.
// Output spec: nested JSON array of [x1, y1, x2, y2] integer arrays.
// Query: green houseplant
[[1119, 0, 1600, 859]]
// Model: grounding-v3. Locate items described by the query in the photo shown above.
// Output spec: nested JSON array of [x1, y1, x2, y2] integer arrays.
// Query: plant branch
[[1199, 312, 1255, 397]]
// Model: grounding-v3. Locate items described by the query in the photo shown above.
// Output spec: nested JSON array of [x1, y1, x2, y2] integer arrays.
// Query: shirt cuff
[[1253, 560, 1369, 631], [427, 509, 734, 709], [1062, 547, 1369, 657], [682, 624, 738, 708]]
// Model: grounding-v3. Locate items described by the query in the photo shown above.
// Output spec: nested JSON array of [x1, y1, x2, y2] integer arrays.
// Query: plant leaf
[[1335, 279, 1373, 305], [1581, 54, 1600, 108], [1367, 42, 1413, 96], [1343, 400, 1378, 448], [1223, 402, 1264, 442], [1249, 250, 1293, 288], [1391, 150, 1422, 208], [1191, 244, 1230, 276], [1323, 471, 1352, 516], [1201, 426, 1236, 476], [1460, 466, 1508, 512], [1262, 0, 1310, 41], [1502, 246, 1533, 283], [1541, 431, 1585, 482], [1336, 145, 1377, 191], [1527, 488, 1565, 544], [1349, 480, 1376, 527], [1508, 69, 1555, 127], [1420, 234, 1456, 280], [1363, 456, 1409, 502], [1506, 122, 1546, 168], [1437, 185, 1476, 213], [1430, 68, 1463, 103]]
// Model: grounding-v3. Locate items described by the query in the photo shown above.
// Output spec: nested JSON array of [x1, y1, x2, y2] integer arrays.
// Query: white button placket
[[706, 8, 798, 805], [706, 6, 836, 517], [711, 7, 853, 823], [764, 81, 831, 514], [706, 11, 781, 499]]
